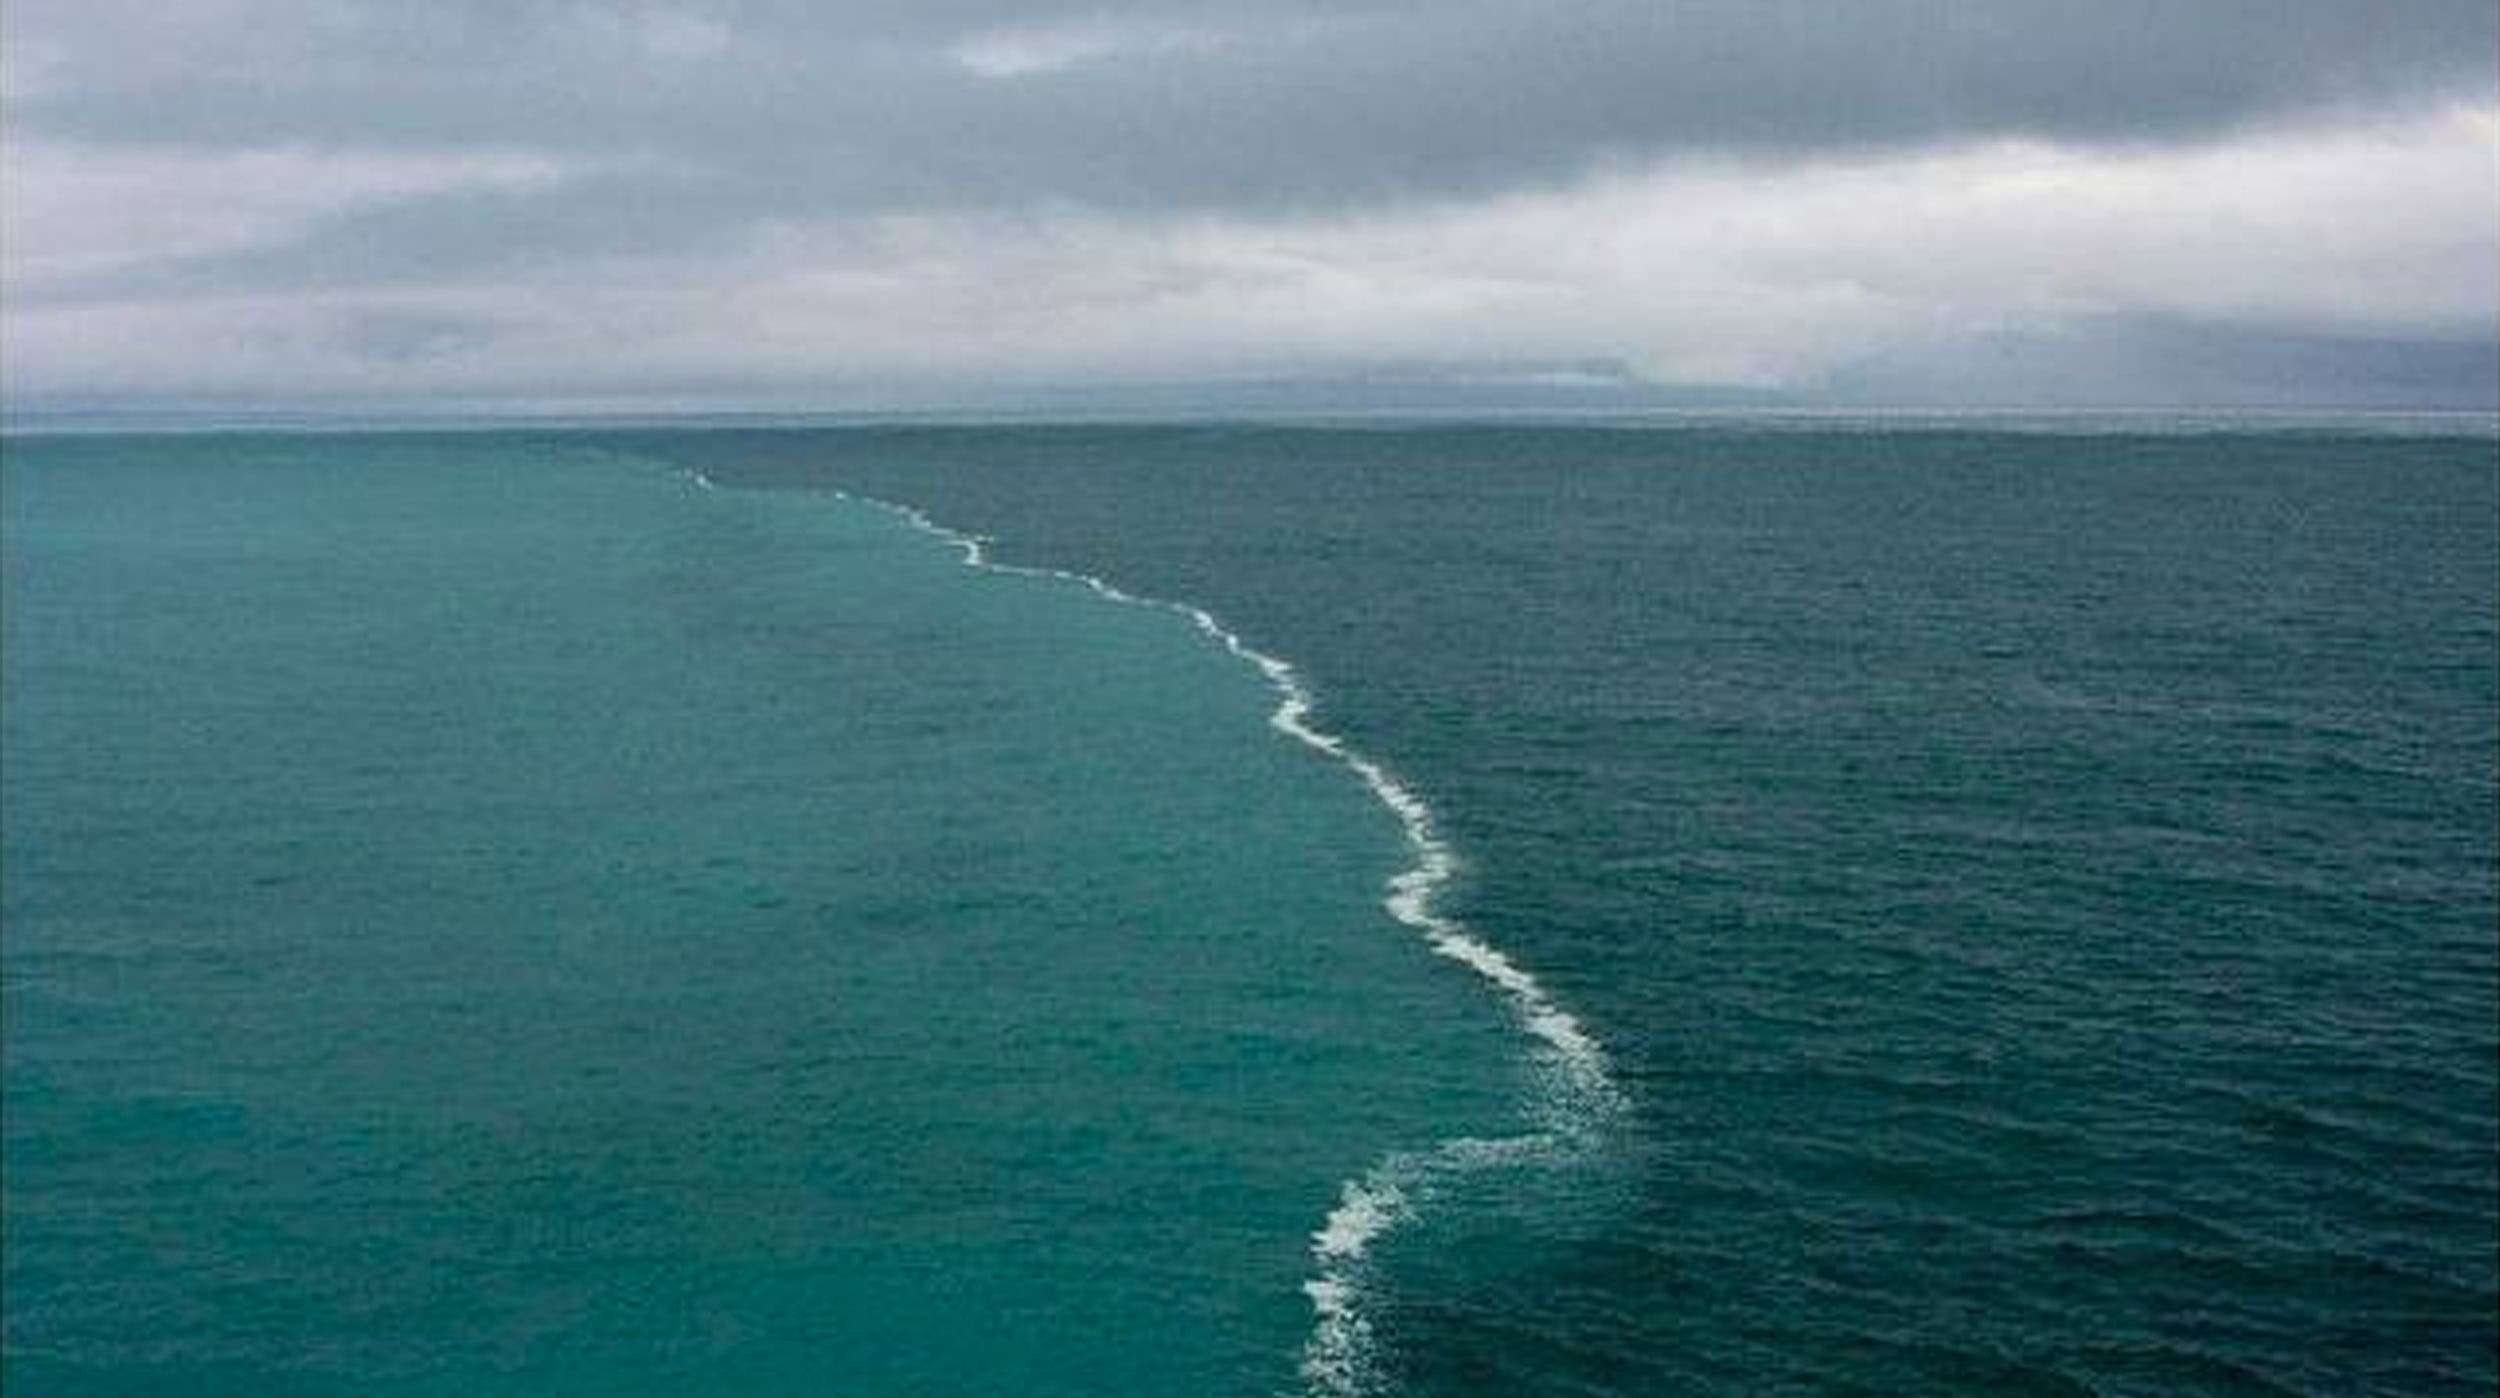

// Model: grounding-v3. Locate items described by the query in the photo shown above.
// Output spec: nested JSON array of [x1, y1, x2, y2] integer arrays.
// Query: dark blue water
[[638, 418, 2500, 1396], [5, 419, 2494, 1395]]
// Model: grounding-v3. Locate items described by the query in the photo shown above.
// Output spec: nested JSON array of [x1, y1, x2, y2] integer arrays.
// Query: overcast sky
[[5, 1, 2495, 412]]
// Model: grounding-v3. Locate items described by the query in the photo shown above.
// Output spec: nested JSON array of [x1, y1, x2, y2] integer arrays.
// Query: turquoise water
[[1, 434, 1536, 1395], [6, 421, 2495, 1396]]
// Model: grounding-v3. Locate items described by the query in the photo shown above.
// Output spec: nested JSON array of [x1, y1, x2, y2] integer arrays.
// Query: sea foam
[[818, 488, 1623, 1396]]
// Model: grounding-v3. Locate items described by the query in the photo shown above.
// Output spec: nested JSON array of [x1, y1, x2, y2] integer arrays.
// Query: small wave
[[824, 487, 1624, 1396], [1314, 1176, 1411, 1262]]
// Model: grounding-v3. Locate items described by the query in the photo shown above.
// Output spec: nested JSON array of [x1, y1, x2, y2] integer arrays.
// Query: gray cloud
[[4, 2, 2494, 409], [13, 1, 2495, 213]]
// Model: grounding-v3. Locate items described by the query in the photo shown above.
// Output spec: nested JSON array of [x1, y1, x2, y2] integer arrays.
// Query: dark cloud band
[[11, 0, 2495, 214]]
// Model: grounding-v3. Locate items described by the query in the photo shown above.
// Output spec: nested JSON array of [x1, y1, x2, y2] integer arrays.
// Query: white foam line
[[824, 487, 1622, 1397]]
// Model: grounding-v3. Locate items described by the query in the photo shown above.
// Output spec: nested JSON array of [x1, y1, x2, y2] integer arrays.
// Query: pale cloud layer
[[950, 18, 1240, 79], [4, 2, 2495, 409]]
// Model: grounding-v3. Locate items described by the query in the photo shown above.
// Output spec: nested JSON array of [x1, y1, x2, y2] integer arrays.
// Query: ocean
[[4, 417, 2493, 1395]]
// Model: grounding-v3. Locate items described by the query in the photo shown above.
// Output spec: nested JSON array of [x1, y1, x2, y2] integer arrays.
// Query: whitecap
[[822, 486, 1625, 1396]]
